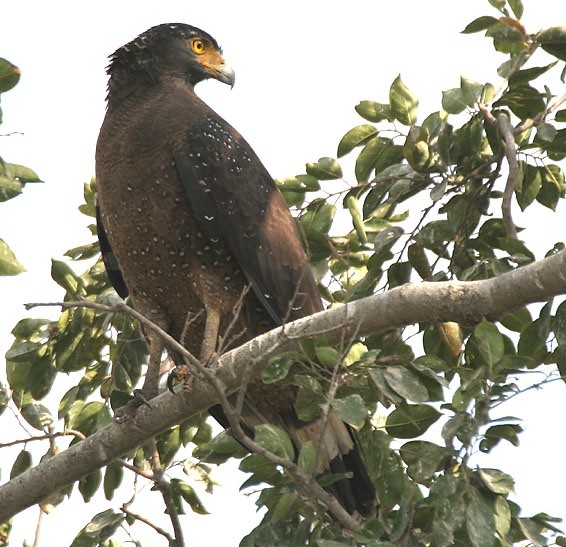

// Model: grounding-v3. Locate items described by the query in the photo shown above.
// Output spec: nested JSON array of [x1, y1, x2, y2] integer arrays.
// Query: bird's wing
[[174, 115, 322, 325], [96, 200, 130, 299]]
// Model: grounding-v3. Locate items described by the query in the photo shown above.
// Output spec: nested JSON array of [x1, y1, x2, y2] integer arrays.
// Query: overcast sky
[[1, 1, 565, 545]]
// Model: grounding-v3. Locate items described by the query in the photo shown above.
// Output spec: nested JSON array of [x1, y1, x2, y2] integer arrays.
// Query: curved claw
[[132, 389, 153, 408], [167, 372, 178, 394]]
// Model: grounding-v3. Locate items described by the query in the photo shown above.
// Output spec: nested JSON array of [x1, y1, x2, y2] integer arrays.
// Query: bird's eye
[[191, 38, 206, 54]]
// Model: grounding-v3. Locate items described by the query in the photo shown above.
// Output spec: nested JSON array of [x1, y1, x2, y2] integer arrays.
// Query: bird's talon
[[133, 389, 153, 408], [167, 364, 191, 394]]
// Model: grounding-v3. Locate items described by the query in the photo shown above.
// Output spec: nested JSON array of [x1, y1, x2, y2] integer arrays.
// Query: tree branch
[[1, 250, 566, 523]]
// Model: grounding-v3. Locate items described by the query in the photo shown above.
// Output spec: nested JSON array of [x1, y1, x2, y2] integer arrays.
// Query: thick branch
[[1, 250, 566, 523]]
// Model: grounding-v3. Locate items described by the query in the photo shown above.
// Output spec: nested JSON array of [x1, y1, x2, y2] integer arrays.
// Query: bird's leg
[[167, 307, 221, 394], [137, 333, 165, 401], [199, 307, 221, 363], [116, 325, 166, 422]]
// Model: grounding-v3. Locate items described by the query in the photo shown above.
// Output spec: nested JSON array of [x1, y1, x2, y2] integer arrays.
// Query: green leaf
[[10, 450, 32, 479], [461, 16, 499, 34], [337, 124, 378, 157], [21, 403, 53, 431], [466, 490, 496, 547], [193, 431, 246, 463], [157, 427, 181, 467], [271, 492, 300, 523], [399, 441, 447, 483], [330, 394, 367, 429], [345, 195, 367, 244], [305, 157, 342, 180], [384, 367, 429, 402], [480, 424, 522, 453], [479, 468, 515, 495], [509, 62, 557, 86], [297, 441, 316, 474], [171, 478, 209, 514], [315, 346, 341, 367], [460, 77, 484, 107], [539, 26, 566, 61], [103, 463, 123, 501], [255, 424, 295, 460], [51, 259, 84, 295], [355, 101, 394, 123], [262, 355, 294, 383], [516, 163, 542, 211], [0, 239, 25, 275], [83, 509, 124, 539], [486, 21, 526, 54], [0, 58, 20, 93], [499, 307, 532, 332], [389, 75, 418, 125], [556, 109, 566, 122], [494, 496, 512, 538], [9, 164, 41, 183], [442, 88, 467, 115], [508, 0, 523, 19], [79, 470, 101, 502], [385, 404, 441, 439], [403, 126, 430, 171], [554, 300, 566, 348], [471, 320, 505, 367], [495, 85, 546, 120], [354, 136, 390, 183]]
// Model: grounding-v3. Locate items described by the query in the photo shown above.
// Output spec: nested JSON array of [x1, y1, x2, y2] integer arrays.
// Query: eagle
[[95, 23, 375, 517]]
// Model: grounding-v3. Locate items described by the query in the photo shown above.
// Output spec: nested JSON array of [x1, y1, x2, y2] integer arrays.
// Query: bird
[[95, 23, 376, 517]]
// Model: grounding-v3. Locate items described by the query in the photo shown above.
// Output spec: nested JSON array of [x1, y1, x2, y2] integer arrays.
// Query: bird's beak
[[212, 62, 236, 88]]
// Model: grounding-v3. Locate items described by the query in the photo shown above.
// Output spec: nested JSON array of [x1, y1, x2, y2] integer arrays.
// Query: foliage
[[0, 57, 42, 276], [2, 1, 566, 545]]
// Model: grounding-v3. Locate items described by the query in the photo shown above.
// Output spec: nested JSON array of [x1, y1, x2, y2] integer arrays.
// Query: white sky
[[1, 1, 565, 545]]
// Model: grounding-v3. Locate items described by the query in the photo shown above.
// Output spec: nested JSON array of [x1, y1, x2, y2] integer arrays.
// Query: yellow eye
[[191, 38, 206, 55]]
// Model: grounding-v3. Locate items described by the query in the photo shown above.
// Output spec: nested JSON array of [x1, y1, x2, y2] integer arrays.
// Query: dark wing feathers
[[96, 202, 129, 299], [174, 116, 322, 325]]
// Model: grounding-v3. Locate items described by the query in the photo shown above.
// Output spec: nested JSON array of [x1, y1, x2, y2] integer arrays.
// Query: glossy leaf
[[385, 404, 441, 438], [479, 468, 515, 495], [255, 424, 295, 460], [384, 367, 429, 403], [0, 58, 20, 93], [305, 157, 342, 180], [461, 16, 499, 34], [539, 26, 566, 61], [0, 239, 25, 275], [10, 450, 32, 479], [337, 124, 378, 157], [466, 489, 496, 547], [171, 478, 210, 514], [262, 355, 294, 383], [330, 394, 367, 429], [355, 100, 394, 123], [389, 75, 418, 125]]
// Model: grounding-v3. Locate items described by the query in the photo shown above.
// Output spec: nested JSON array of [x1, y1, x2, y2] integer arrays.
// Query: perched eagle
[[95, 23, 375, 517]]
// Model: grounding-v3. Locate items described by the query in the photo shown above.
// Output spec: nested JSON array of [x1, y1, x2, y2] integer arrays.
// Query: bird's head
[[106, 23, 235, 101]]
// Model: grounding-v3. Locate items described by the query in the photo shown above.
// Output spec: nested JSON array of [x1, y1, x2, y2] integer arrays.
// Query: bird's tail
[[289, 411, 377, 517]]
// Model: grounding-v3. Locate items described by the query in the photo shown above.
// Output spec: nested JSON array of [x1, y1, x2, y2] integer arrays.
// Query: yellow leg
[[200, 307, 221, 362]]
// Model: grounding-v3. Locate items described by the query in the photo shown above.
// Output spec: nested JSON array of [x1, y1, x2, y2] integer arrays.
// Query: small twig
[[31, 507, 45, 547], [121, 505, 175, 544], [497, 113, 519, 239], [116, 458, 154, 481], [148, 439, 185, 547], [514, 92, 566, 134], [0, 429, 86, 449]]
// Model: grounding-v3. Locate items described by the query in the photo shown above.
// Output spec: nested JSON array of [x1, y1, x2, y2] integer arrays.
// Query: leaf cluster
[[2, 2, 566, 545]]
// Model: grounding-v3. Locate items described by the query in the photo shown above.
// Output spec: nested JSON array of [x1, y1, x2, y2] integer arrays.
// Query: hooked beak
[[212, 62, 235, 88]]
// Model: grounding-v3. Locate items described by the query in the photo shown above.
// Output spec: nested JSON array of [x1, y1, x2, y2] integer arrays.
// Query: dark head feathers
[[106, 23, 222, 102]]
